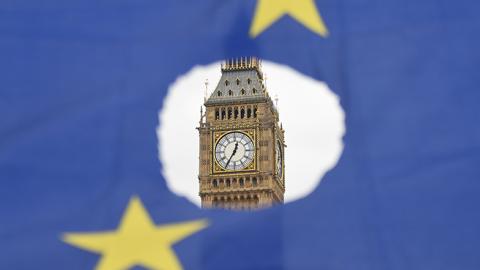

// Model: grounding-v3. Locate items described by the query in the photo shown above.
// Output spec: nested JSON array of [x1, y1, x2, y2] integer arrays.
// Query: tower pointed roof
[[205, 57, 268, 106]]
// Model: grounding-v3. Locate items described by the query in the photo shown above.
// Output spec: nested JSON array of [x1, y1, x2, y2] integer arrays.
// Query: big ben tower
[[198, 57, 285, 210]]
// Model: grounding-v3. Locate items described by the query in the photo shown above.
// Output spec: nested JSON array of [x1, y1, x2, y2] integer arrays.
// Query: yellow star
[[249, 0, 329, 37], [62, 196, 209, 270]]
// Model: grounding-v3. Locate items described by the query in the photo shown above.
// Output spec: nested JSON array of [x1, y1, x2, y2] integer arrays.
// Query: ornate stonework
[[198, 57, 285, 210]]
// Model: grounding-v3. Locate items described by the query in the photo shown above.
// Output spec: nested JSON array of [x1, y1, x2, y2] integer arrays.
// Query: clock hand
[[232, 142, 239, 155], [225, 142, 239, 168]]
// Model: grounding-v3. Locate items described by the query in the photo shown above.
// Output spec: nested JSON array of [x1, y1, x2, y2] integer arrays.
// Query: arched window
[[239, 178, 244, 187], [228, 90, 233, 96], [240, 108, 245, 118], [241, 89, 246, 95], [253, 107, 257, 118], [221, 108, 226, 120], [247, 108, 252, 118], [236, 79, 240, 85], [252, 177, 257, 186], [247, 78, 251, 84], [225, 80, 230, 86], [217, 91, 222, 96], [215, 109, 219, 120], [234, 108, 239, 119], [228, 108, 232, 119], [212, 180, 218, 187], [226, 179, 231, 187], [252, 88, 257, 94]]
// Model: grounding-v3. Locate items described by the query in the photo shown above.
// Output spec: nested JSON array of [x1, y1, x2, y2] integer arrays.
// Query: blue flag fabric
[[1, 0, 480, 269]]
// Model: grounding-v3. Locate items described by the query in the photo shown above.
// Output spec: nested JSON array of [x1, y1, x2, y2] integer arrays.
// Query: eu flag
[[1, 0, 480, 269]]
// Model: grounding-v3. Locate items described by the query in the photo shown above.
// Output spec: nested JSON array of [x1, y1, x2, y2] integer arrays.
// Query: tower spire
[[204, 79, 209, 102]]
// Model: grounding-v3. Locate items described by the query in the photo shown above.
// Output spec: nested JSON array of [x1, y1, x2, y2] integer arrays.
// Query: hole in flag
[[158, 61, 345, 207]]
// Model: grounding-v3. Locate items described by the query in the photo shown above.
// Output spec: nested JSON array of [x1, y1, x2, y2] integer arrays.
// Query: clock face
[[276, 140, 283, 178], [215, 132, 254, 171]]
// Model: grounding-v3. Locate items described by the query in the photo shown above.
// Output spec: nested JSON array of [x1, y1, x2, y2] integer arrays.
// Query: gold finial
[[222, 57, 262, 72]]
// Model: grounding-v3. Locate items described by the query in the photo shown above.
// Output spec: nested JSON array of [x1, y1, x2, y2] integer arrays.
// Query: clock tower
[[198, 57, 285, 210]]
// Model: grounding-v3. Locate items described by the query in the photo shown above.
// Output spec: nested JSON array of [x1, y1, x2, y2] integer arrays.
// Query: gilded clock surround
[[198, 57, 285, 210], [212, 129, 256, 173]]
